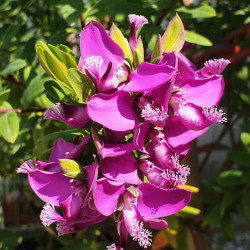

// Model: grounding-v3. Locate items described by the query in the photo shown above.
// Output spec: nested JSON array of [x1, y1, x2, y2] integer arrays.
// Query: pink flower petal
[[137, 183, 192, 218], [87, 91, 138, 131]]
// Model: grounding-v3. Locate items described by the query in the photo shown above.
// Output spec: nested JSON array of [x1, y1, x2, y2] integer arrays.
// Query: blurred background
[[0, 0, 249, 249]]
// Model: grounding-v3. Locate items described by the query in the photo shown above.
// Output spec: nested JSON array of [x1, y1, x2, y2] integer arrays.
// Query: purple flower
[[17, 137, 89, 205], [128, 14, 148, 52], [44, 102, 90, 128], [79, 21, 128, 93], [39, 163, 107, 235], [87, 52, 177, 131]]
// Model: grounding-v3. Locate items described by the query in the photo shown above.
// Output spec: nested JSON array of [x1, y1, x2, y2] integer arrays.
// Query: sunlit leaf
[[67, 68, 96, 103], [162, 13, 185, 53], [185, 30, 213, 46], [1, 59, 26, 76], [177, 5, 216, 19]]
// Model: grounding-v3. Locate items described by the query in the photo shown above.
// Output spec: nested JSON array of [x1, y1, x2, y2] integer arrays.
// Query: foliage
[[0, 0, 250, 249]]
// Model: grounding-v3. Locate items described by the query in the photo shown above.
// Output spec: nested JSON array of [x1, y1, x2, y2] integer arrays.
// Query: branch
[[2, 75, 26, 89]]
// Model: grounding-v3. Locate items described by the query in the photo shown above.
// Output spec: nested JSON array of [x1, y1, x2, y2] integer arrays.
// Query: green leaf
[[242, 170, 250, 184], [162, 13, 185, 53], [67, 68, 96, 103], [48, 44, 78, 69], [0, 230, 22, 250], [220, 188, 239, 215], [36, 42, 72, 90], [185, 30, 213, 46], [177, 206, 200, 216], [241, 132, 250, 152], [217, 170, 243, 187], [221, 214, 235, 239], [23, 74, 50, 107], [240, 92, 250, 105], [59, 159, 85, 179], [133, 36, 144, 68], [151, 35, 163, 64], [1, 59, 26, 76], [44, 80, 82, 105], [177, 5, 216, 19], [227, 151, 250, 167], [60, 1, 84, 24], [58, 44, 78, 61], [110, 22, 133, 66], [41, 129, 80, 141], [0, 89, 11, 105], [238, 189, 250, 227], [0, 102, 19, 143]]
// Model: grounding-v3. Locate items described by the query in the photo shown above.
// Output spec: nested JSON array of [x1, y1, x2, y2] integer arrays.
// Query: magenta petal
[[178, 53, 197, 71], [93, 178, 125, 216], [175, 54, 196, 88], [49, 138, 76, 163], [100, 142, 135, 159], [84, 163, 99, 192], [123, 62, 176, 92], [44, 103, 90, 128], [87, 91, 138, 131], [128, 14, 148, 52], [137, 183, 192, 218], [61, 103, 91, 128], [159, 52, 178, 69], [198, 59, 230, 77], [66, 135, 90, 161], [80, 21, 125, 76], [101, 153, 140, 185], [143, 217, 168, 230], [28, 170, 71, 206], [134, 122, 150, 154], [181, 75, 225, 107], [60, 194, 82, 220], [164, 116, 208, 155]]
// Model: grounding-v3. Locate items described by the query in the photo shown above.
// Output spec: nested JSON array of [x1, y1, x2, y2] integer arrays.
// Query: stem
[[0, 108, 46, 114], [2, 75, 26, 89]]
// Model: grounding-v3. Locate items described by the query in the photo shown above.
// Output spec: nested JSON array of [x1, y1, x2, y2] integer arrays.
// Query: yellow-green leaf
[[36, 42, 72, 90], [59, 159, 84, 179], [110, 23, 133, 66], [0, 102, 19, 143], [185, 30, 213, 46], [67, 68, 96, 103], [133, 36, 144, 68], [177, 206, 201, 216], [48, 44, 78, 69], [151, 35, 163, 64], [162, 13, 185, 53]]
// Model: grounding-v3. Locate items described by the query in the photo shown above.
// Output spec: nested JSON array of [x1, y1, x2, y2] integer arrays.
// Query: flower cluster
[[18, 14, 229, 249]]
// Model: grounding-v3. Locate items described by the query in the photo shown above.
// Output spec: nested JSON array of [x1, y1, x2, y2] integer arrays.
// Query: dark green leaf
[[227, 151, 250, 167], [41, 129, 80, 141], [221, 214, 235, 239], [44, 80, 82, 105], [220, 188, 239, 215], [217, 170, 243, 187], [0, 230, 22, 250]]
